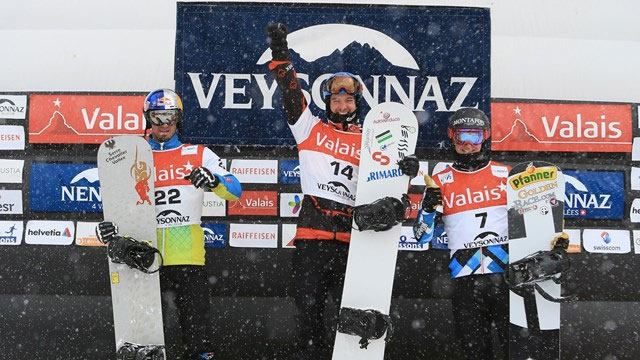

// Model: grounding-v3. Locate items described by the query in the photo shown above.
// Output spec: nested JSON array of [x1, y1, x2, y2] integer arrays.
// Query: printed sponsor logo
[[279, 159, 300, 184], [317, 180, 355, 201], [29, 163, 101, 213], [492, 102, 632, 153], [177, 6, 489, 148], [280, 193, 303, 217], [409, 161, 430, 186], [281, 223, 297, 248], [563, 170, 624, 220], [373, 111, 401, 124], [398, 226, 428, 251], [371, 151, 390, 165], [491, 165, 509, 178], [315, 132, 361, 160], [228, 190, 277, 216], [443, 183, 505, 210], [25, 220, 75, 245], [509, 164, 557, 190], [28, 94, 145, 144], [0, 125, 25, 150], [156, 209, 190, 226], [229, 223, 278, 248], [202, 191, 226, 217], [582, 229, 630, 254], [0, 159, 24, 183], [202, 223, 227, 249], [0, 190, 22, 214], [0, 95, 27, 119], [462, 231, 508, 249], [437, 171, 454, 185], [407, 193, 422, 219], [229, 159, 278, 184], [366, 168, 403, 182], [75, 221, 104, 246], [0, 221, 23, 245]]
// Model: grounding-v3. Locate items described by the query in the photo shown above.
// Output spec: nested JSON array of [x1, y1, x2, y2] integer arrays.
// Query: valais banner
[[491, 102, 632, 152], [175, 3, 490, 147], [28, 94, 145, 144]]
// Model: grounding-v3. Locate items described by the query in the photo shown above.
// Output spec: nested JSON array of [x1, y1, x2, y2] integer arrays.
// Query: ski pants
[[160, 265, 213, 359], [290, 240, 349, 359], [451, 273, 509, 360]]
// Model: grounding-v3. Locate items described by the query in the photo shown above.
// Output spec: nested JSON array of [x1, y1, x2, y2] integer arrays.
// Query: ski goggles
[[451, 128, 485, 145], [323, 73, 362, 97], [148, 109, 180, 126]]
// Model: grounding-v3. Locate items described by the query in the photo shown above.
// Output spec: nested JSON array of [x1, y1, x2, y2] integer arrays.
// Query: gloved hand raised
[[185, 167, 219, 191], [266, 22, 290, 61], [397, 155, 419, 178], [421, 175, 442, 212]]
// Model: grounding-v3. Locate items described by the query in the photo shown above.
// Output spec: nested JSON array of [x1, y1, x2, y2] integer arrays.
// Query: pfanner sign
[[175, 3, 490, 147], [28, 94, 145, 144], [29, 163, 102, 213], [492, 102, 633, 153]]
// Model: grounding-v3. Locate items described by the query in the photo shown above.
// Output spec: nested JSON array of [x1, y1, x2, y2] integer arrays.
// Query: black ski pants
[[160, 265, 213, 359], [451, 273, 509, 360], [290, 240, 349, 359]]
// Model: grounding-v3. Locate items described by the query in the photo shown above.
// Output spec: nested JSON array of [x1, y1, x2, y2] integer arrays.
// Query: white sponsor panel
[[582, 229, 630, 254], [25, 220, 75, 245], [431, 161, 453, 175], [75, 221, 104, 246], [229, 159, 278, 184], [632, 167, 640, 190], [281, 223, 297, 249], [633, 230, 640, 254], [398, 226, 428, 251], [0, 221, 24, 245], [0, 95, 27, 119], [229, 223, 278, 248], [633, 137, 640, 161], [0, 159, 24, 184], [631, 199, 640, 223], [410, 161, 430, 185], [564, 228, 582, 253], [0, 190, 22, 214], [279, 193, 303, 217], [0, 125, 25, 150], [202, 191, 226, 217]]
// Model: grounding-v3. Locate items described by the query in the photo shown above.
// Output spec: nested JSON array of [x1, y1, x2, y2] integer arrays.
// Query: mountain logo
[[257, 24, 419, 70], [70, 168, 99, 184]]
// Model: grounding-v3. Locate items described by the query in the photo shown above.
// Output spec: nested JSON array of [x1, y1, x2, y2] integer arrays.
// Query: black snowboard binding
[[337, 307, 393, 349], [116, 342, 164, 360], [506, 233, 575, 303], [107, 236, 163, 274], [352, 195, 409, 232]]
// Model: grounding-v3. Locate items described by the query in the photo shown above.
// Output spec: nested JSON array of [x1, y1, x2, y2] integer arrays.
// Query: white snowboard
[[332, 102, 418, 360], [507, 161, 565, 331], [98, 135, 165, 357]]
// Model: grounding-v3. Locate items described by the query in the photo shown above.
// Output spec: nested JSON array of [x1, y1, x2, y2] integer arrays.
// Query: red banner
[[28, 94, 145, 144], [491, 102, 632, 152], [227, 190, 278, 216]]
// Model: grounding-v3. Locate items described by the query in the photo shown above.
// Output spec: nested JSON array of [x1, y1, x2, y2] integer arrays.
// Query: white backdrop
[[1, 0, 639, 103]]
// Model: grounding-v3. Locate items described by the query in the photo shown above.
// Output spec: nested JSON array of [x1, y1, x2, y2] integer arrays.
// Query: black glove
[[185, 167, 219, 190], [398, 155, 419, 178], [96, 221, 118, 244], [266, 22, 290, 61], [421, 187, 442, 213], [353, 194, 410, 232]]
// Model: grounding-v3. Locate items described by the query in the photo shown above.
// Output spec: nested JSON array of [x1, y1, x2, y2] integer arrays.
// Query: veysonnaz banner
[[175, 3, 490, 147]]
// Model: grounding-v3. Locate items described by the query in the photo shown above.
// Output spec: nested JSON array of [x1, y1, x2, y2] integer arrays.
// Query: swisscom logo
[[176, 4, 489, 147], [30, 163, 102, 213]]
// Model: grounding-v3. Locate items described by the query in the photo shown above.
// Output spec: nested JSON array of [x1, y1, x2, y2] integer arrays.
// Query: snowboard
[[506, 161, 565, 360], [97, 136, 165, 358], [332, 102, 418, 360]]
